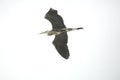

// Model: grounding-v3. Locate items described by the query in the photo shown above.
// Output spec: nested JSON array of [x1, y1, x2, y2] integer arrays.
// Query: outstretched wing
[[53, 32, 69, 59], [45, 8, 69, 59], [45, 8, 66, 31]]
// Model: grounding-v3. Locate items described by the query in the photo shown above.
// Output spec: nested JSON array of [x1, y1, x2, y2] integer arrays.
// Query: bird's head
[[40, 30, 50, 34]]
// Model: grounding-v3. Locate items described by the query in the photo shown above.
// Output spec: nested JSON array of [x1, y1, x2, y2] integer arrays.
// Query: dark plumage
[[41, 8, 83, 59], [45, 8, 69, 59]]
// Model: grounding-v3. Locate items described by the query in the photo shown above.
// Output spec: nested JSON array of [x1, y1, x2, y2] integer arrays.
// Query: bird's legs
[[61, 27, 83, 32]]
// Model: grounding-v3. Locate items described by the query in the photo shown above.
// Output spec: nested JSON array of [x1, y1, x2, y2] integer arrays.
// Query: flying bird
[[40, 8, 83, 59]]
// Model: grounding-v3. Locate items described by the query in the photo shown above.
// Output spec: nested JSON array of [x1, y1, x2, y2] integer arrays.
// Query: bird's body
[[40, 8, 83, 59], [40, 27, 83, 36]]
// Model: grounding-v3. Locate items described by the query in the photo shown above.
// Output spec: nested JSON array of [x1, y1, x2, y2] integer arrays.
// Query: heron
[[40, 8, 83, 59]]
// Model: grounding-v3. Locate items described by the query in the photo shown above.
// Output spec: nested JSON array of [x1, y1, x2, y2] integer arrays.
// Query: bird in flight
[[40, 8, 83, 59]]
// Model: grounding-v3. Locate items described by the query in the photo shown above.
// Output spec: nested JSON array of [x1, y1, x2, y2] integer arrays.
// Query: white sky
[[0, 0, 120, 80]]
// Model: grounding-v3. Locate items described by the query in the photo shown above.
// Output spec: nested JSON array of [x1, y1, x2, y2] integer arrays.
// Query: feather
[[45, 8, 69, 59]]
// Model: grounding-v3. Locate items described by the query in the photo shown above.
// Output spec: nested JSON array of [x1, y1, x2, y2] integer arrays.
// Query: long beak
[[40, 31, 48, 34]]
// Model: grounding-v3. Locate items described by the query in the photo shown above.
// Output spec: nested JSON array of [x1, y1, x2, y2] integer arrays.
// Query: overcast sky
[[0, 0, 120, 80]]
